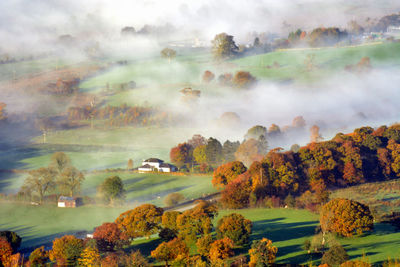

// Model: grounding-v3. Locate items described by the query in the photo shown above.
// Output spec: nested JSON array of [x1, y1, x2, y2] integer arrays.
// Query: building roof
[[159, 163, 176, 168], [139, 164, 153, 169], [143, 158, 164, 163], [59, 196, 75, 201]]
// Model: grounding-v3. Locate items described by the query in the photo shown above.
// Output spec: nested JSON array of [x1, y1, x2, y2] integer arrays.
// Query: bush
[[321, 245, 349, 267], [232, 71, 256, 89], [164, 192, 185, 206]]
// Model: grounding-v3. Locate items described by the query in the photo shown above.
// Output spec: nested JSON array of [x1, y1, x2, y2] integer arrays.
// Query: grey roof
[[139, 164, 153, 169], [59, 196, 75, 201], [143, 158, 164, 163], [159, 163, 177, 168]]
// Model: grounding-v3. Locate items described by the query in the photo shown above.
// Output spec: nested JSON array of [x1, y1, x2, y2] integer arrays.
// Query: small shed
[[58, 196, 81, 208]]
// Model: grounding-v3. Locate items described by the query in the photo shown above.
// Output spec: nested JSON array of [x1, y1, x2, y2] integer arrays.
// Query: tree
[[151, 237, 189, 266], [196, 234, 214, 257], [23, 167, 56, 204], [222, 140, 240, 163], [49, 152, 71, 174], [93, 222, 128, 251], [29, 246, 49, 266], [78, 246, 101, 266], [310, 125, 323, 143], [245, 125, 267, 141], [127, 159, 134, 170], [170, 143, 193, 168], [58, 166, 85, 197], [98, 176, 125, 205], [211, 33, 238, 60], [164, 192, 185, 206], [0, 238, 13, 267], [220, 176, 252, 209], [212, 161, 247, 189], [321, 245, 349, 267], [193, 145, 207, 164], [49, 235, 84, 266], [203, 70, 215, 83], [187, 134, 207, 148], [129, 250, 150, 267], [340, 260, 371, 267], [208, 237, 235, 263], [0, 231, 21, 253], [162, 211, 181, 231], [320, 198, 374, 237], [248, 238, 278, 267], [115, 204, 164, 239], [216, 213, 252, 246], [161, 48, 176, 63], [205, 138, 223, 166], [235, 139, 266, 166], [232, 71, 257, 88]]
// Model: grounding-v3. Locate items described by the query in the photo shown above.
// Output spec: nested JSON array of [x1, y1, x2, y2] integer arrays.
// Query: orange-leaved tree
[[115, 204, 164, 239], [212, 161, 247, 189], [320, 198, 373, 237], [208, 237, 235, 263], [93, 222, 128, 251], [49, 235, 84, 266], [151, 237, 189, 266], [217, 213, 252, 246]]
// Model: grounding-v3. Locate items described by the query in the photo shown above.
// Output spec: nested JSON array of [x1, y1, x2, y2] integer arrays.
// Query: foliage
[[232, 71, 257, 88], [212, 161, 247, 189], [161, 48, 176, 61], [58, 166, 85, 197], [320, 198, 374, 237], [0, 238, 13, 267], [321, 245, 349, 267], [151, 237, 189, 266], [128, 250, 150, 267], [170, 142, 193, 167], [158, 227, 178, 242], [235, 139, 266, 167], [203, 70, 215, 83], [248, 238, 278, 267], [216, 213, 252, 246], [308, 27, 348, 47], [98, 176, 126, 205], [220, 176, 252, 209], [196, 234, 214, 257], [23, 167, 56, 204], [127, 159, 134, 170], [164, 192, 185, 206], [193, 145, 207, 164], [93, 222, 128, 251], [49, 235, 84, 266], [29, 246, 49, 266], [340, 260, 371, 267], [0, 231, 21, 253], [205, 137, 223, 166], [209, 237, 235, 264], [211, 33, 238, 60], [162, 211, 181, 231], [115, 204, 164, 239], [78, 246, 101, 266]]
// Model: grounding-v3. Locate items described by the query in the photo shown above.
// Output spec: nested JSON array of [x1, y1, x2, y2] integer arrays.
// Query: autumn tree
[[0, 238, 13, 267], [129, 250, 150, 267], [248, 238, 278, 267], [176, 201, 217, 243], [170, 142, 193, 168], [208, 237, 235, 263], [98, 176, 125, 205], [212, 161, 247, 189], [211, 33, 238, 60], [127, 159, 134, 170], [340, 260, 371, 267], [0, 231, 21, 253], [29, 246, 49, 266], [49, 235, 84, 266], [23, 167, 56, 204], [222, 140, 241, 163], [58, 166, 85, 196], [78, 246, 101, 266], [151, 237, 189, 266], [196, 234, 214, 257], [216, 213, 252, 246], [232, 71, 257, 88], [187, 134, 207, 148], [310, 125, 323, 143], [161, 48, 176, 63], [162, 211, 181, 231], [220, 176, 252, 209], [93, 222, 128, 251], [203, 70, 215, 83], [193, 145, 207, 165], [49, 152, 71, 175], [320, 198, 374, 237], [115, 204, 164, 239]]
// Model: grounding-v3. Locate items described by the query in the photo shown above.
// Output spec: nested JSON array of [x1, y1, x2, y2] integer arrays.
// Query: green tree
[[49, 152, 71, 174], [211, 33, 238, 60], [98, 176, 125, 205], [205, 137, 223, 166], [161, 48, 176, 63], [164, 192, 185, 206], [322, 245, 349, 267], [58, 166, 85, 197], [23, 167, 56, 204], [248, 238, 278, 267]]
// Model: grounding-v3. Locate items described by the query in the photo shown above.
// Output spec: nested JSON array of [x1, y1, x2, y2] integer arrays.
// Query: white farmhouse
[[138, 158, 178, 173]]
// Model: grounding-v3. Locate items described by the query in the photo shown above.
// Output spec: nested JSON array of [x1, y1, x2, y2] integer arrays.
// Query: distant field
[[233, 42, 400, 83]]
